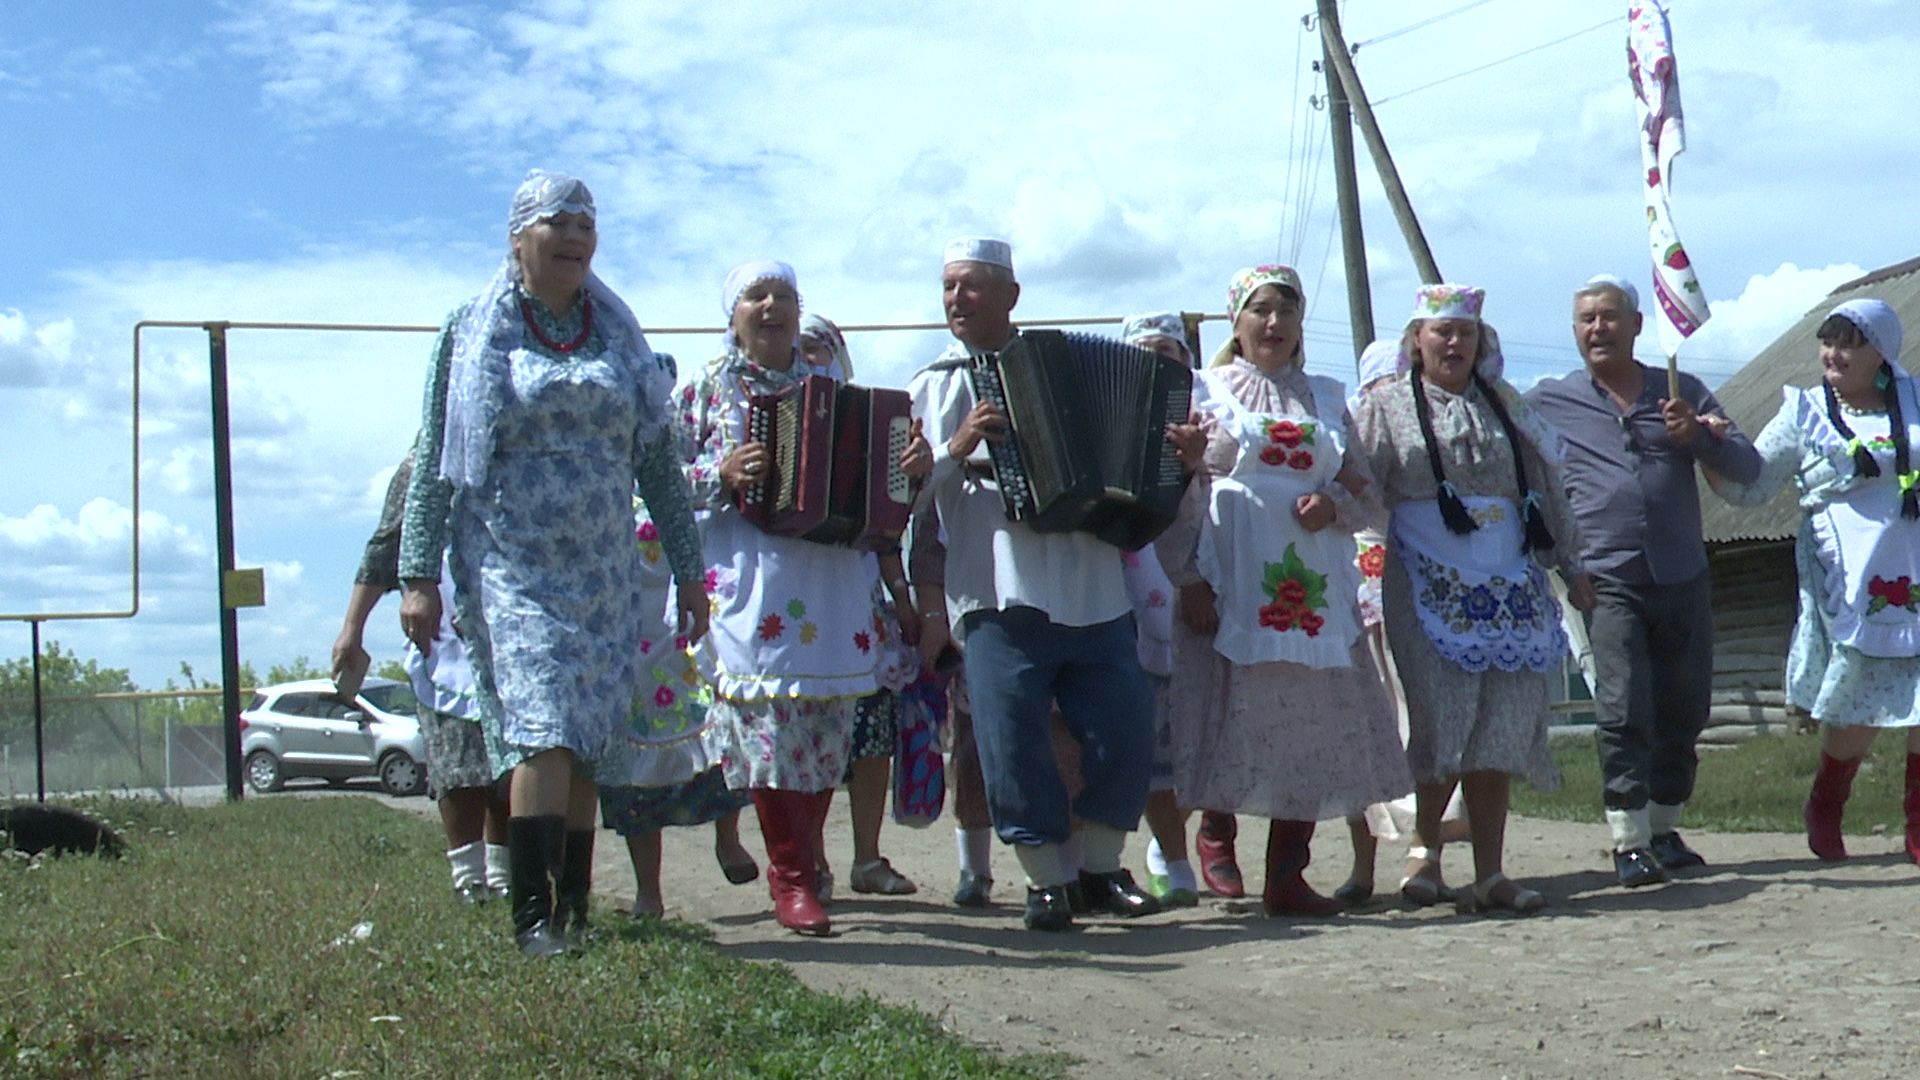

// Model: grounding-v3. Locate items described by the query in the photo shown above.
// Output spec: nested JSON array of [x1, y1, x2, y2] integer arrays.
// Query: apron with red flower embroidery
[[1195, 372, 1361, 668], [1798, 386, 1920, 658]]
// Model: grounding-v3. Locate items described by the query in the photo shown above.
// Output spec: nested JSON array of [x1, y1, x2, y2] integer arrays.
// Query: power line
[[1374, 14, 1618, 106], [1350, 0, 1497, 52]]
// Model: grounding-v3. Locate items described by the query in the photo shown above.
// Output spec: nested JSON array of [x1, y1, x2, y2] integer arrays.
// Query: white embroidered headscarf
[[721, 260, 801, 352], [439, 168, 667, 490]]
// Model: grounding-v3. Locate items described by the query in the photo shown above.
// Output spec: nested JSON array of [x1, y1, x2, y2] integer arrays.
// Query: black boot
[[507, 815, 570, 958], [554, 828, 596, 953]]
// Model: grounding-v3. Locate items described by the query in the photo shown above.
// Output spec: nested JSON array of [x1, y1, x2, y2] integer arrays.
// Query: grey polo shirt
[[1525, 363, 1760, 586]]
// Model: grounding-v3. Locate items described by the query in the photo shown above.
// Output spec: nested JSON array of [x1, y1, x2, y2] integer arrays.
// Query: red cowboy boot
[[750, 789, 830, 935], [1262, 819, 1342, 918], [1904, 753, 1920, 865], [1803, 752, 1860, 862]]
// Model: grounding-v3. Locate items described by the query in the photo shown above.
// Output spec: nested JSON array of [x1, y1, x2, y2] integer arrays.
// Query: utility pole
[[1317, 0, 1374, 363], [1318, 11, 1444, 285]]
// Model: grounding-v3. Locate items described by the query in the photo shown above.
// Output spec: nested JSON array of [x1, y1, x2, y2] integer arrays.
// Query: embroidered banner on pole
[[1629, 0, 1709, 356]]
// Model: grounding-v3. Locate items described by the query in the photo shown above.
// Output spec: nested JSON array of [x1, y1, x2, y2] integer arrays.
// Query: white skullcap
[[1581, 273, 1641, 312], [944, 237, 1013, 271]]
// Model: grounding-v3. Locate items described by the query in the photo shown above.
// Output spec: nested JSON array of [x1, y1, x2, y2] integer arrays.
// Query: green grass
[[0, 797, 1063, 1079], [1513, 728, 1914, 834]]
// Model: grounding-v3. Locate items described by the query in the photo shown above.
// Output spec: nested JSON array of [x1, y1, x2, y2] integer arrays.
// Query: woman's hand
[[1330, 462, 1369, 499], [720, 441, 770, 492], [1165, 411, 1207, 472], [676, 581, 711, 645], [1293, 492, 1337, 532], [1564, 570, 1598, 613], [900, 418, 934, 479], [946, 402, 1008, 460], [917, 610, 954, 670], [330, 631, 371, 702], [1177, 581, 1219, 636], [399, 582, 441, 655]]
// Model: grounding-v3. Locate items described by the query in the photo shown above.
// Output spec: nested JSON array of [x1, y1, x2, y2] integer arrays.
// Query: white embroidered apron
[[1807, 402, 1920, 659], [1389, 495, 1566, 674], [1195, 376, 1361, 668]]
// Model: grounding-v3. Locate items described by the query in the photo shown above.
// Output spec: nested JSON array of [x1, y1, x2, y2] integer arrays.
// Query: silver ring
[[746, 461, 762, 475]]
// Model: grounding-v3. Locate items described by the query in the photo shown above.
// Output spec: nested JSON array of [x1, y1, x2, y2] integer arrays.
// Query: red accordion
[[735, 375, 915, 550]]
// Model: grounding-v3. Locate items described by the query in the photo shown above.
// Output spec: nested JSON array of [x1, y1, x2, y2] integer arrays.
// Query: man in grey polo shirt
[[1526, 275, 1761, 887]]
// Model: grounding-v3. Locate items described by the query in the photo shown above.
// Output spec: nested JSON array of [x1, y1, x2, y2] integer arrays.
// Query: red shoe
[[1904, 753, 1920, 866], [1262, 819, 1342, 918], [1196, 811, 1245, 898], [1803, 752, 1860, 862], [750, 790, 830, 935]]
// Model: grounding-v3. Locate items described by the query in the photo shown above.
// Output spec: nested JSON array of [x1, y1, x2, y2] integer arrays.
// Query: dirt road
[[378, 790, 1920, 1079]]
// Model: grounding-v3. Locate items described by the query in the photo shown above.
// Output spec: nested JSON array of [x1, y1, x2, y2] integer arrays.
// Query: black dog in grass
[[1, 803, 127, 858]]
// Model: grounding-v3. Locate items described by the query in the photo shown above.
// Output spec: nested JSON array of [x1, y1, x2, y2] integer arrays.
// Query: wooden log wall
[[1705, 540, 1800, 735]]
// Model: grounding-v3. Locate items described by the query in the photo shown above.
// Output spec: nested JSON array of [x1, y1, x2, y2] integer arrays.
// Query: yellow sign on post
[[222, 568, 266, 609]]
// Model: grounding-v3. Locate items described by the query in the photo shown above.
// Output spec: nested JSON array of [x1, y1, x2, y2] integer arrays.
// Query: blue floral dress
[[401, 292, 703, 765]]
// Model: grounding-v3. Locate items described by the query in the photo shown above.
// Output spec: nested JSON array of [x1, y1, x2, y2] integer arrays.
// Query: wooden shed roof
[[1701, 256, 1920, 543]]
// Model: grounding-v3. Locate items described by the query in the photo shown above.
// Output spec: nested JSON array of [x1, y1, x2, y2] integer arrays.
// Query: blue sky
[[3, 0, 1916, 688]]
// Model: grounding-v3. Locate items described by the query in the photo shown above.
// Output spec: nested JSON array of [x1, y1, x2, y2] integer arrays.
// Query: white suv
[[238, 678, 429, 797]]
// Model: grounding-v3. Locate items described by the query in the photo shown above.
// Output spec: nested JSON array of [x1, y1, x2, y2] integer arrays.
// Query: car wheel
[[377, 751, 426, 797], [245, 750, 285, 793]]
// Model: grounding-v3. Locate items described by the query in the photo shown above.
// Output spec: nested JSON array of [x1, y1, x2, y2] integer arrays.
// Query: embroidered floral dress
[[678, 348, 878, 792], [1354, 374, 1584, 787], [597, 490, 749, 834], [1715, 384, 1920, 727], [400, 293, 703, 765], [1157, 359, 1411, 820]]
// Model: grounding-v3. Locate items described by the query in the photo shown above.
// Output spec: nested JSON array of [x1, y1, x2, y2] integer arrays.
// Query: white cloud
[[1677, 261, 1867, 380], [13, 0, 1920, 688]]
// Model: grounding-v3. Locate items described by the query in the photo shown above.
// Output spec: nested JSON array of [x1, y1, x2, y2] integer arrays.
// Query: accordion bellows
[[737, 375, 914, 550], [968, 329, 1193, 550]]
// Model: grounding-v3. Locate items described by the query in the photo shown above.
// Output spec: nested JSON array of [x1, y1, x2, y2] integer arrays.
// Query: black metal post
[[207, 324, 245, 801], [30, 619, 46, 802]]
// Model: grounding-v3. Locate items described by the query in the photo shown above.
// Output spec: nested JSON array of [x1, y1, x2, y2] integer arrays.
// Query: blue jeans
[[960, 607, 1153, 845]]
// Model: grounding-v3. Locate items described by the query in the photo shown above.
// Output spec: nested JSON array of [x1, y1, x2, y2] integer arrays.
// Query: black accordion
[[966, 329, 1192, 550], [736, 375, 914, 550]]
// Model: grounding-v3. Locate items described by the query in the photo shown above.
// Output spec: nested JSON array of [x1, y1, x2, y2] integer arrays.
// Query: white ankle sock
[[1078, 823, 1125, 875], [1605, 807, 1652, 852], [956, 827, 993, 878], [1165, 860, 1198, 893], [1013, 842, 1070, 889], [484, 842, 510, 890], [1145, 835, 1170, 876], [448, 841, 485, 888], [1059, 831, 1086, 876], [1648, 801, 1684, 836]]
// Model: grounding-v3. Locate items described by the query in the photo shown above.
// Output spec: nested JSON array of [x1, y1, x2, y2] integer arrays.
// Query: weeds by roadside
[[1515, 729, 1912, 835], [0, 796, 1060, 1079]]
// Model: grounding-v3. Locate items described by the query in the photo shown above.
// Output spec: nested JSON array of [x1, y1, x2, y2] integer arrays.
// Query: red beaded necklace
[[519, 293, 594, 353]]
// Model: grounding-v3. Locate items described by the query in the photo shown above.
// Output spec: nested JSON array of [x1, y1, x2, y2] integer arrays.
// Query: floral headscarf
[[440, 169, 664, 491], [798, 312, 853, 381], [1396, 283, 1506, 383], [1397, 282, 1557, 552], [1211, 264, 1305, 367], [1120, 311, 1192, 364]]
